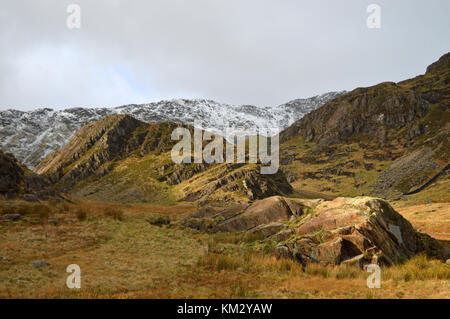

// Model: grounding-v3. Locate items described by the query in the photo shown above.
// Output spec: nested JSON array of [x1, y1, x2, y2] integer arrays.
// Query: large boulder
[[216, 196, 292, 232], [182, 196, 319, 233], [183, 196, 448, 267]]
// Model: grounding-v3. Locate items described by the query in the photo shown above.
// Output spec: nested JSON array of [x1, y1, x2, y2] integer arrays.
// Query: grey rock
[[341, 254, 370, 269], [2, 213, 21, 221], [274, 244, 292, 260], [268, 229, 294, 242], [23, 194, 39, 202], [32, 260, 51, 268], [249, 222, 286, 238]]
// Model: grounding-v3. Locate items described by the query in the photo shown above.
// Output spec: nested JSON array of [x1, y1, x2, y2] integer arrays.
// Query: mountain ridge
[[34, 114, 293, 205], [0, 91, 344, 169]]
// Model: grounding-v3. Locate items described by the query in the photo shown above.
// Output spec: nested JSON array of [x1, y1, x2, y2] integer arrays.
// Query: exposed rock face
[[165, 163, 211, 185], [0, 151, 56, 200], [0, 151, 24, 195], [281, 82, 429, 147], [279, 52, 450, 198], [217, 196, 293, 232], [180, 164, 293, 205], [35, 115, 186, 188], [370, 147, 442, 196], [183, 196, 448, 267]]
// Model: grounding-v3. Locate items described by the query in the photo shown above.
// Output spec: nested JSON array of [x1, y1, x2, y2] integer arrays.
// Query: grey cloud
[[0, 0, 449, 110]]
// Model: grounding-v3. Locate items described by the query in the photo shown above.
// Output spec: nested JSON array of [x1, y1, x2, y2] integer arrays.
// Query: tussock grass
[[146, 213, 170, 227], [198, 252, 304, 276], [198, 252, 449, 282], [383, 254, 450, 281], [103, 208, 124, 221], [304, 263, 361, 279], [74, 208, 88, 221], [207, 231, 262, 245]]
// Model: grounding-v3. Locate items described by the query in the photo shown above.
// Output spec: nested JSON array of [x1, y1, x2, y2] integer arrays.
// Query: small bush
[[59, 203, 71, 213], [39, 209, 49, 221], [28, 204, 51, 221], [75, 208, 88, 221], [104, 208, 124, 221], [334, 265, 360, 279], [15, 205, 30, 216], [146, 214, 170, 227], [304, 263, 331, 278], [184, 216, 224, 232], [242, 232, 267, 243], [0, 205, 16, 215], [199, 253, 240, 271], [229, 282, 251, 298], [209, 232, 246, 245]]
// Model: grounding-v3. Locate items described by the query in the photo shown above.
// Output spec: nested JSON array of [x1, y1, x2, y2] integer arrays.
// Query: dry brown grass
[[395, 202, 450, 241], [146, 213, 170, 226], [0, 200, 449, 299], [102, 207, 124, 221], [199, 251, 450, 282], [176, 252, 449, 299]]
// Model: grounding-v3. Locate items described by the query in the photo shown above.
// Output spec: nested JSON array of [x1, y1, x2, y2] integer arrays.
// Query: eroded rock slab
[[183, 196, 448, 267]]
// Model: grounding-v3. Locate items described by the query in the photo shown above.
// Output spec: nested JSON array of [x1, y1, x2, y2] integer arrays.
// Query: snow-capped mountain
[[0, 91, 344, 168]]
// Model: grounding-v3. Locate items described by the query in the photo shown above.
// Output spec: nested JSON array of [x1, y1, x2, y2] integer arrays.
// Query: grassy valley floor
[[0, 200, 449, 299]]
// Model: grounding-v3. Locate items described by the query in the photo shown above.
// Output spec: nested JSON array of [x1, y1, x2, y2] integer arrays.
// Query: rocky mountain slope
[[279, 52, 450, 200], [0, 92, 344, 169], [35, 114, 292, 204]]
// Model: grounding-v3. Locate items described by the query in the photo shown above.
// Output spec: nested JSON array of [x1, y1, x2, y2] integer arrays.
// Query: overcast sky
[[0, 0, 449, 111]]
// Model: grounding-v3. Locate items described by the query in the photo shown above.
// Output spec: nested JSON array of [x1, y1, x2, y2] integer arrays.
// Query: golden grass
[[0, 200, 449, 299], [0, 200, 202, 299], [395, 202, 450, 241], [199, 252, 449, 282]]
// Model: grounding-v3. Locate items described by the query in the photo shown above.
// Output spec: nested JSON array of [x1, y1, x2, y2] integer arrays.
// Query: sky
[[0, 0, 449, 111]]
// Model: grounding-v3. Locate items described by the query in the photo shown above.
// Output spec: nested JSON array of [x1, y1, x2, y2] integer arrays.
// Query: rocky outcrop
[[183, 196, 449, 267], [280, 82, 429, 148], [180, 164, 293, 205], [0, 151, 56, 200], [165, 163, 211, 185]]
